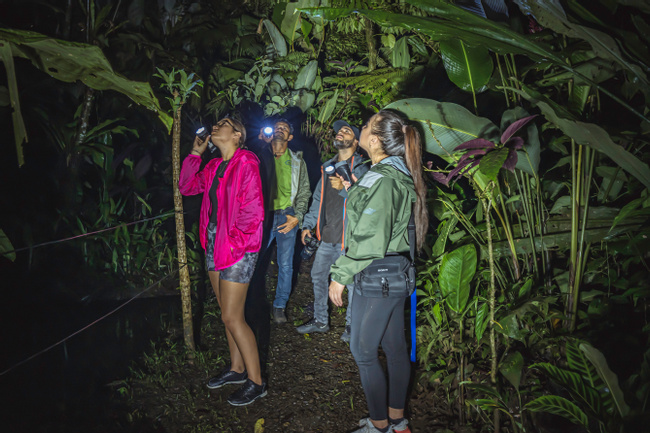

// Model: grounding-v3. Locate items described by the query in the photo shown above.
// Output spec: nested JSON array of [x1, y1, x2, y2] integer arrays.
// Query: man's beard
[[333, 138, 354, 149]]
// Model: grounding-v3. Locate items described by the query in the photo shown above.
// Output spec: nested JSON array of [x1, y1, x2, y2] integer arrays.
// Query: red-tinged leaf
[[503, 148, 518, 171], [430, 171, 450, 186], [455, 138, 495, 151], [449, 158, 474, 179], [508, 137, 524, 150], [501, 115, 537, 144]]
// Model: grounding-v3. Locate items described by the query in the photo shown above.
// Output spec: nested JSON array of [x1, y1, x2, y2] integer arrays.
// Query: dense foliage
[[1, 0, 649, 432]]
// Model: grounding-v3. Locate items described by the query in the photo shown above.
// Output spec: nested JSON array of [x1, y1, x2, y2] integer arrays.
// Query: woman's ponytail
[[402, 124, 428, 251]]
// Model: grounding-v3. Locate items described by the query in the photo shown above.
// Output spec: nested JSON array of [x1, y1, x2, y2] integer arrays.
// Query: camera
[[196, 126, 217, 154], [300, 233, 321, 260]]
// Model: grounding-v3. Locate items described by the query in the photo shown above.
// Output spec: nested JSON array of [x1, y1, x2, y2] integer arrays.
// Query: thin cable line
[[0, 264, 186, 377], [5, 208, 196, 255]]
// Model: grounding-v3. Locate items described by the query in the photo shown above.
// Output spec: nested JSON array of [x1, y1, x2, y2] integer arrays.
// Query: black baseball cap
[[333, 120, 360, 140]]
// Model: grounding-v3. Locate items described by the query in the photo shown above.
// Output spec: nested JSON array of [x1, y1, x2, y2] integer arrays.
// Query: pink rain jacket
[[179, 148, 264, 270]]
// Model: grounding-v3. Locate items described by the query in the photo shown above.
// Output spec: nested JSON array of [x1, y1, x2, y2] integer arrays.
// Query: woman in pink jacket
[[179, 117, 266, 406]]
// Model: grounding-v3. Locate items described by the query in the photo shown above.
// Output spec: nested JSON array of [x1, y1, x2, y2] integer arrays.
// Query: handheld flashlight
[[263, 126, 273, 138], [196, 126, 216, 153], [334, 160, 354, 185]]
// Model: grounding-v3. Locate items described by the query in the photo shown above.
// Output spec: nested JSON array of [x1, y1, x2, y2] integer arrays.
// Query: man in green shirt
[[257, 119, 311, 323]]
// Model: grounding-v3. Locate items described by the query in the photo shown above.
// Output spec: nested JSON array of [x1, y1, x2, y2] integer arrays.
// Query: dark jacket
[[302, 152, 369, 249]]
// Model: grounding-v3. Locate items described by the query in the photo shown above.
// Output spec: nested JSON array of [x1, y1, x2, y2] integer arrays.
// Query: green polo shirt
[[273, 151, 292, 210]]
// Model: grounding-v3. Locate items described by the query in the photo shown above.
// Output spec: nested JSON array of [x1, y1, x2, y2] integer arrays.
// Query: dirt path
[[125, 258, 448, 433]]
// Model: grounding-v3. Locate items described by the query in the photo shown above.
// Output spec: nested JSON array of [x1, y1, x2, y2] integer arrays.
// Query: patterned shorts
[[206, 223, 259, 284]]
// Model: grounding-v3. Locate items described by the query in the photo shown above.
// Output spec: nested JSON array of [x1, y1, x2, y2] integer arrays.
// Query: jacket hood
[[379, 155, 411, 177]]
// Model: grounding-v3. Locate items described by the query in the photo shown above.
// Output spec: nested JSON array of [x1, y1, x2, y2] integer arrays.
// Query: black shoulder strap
[[408, 212, 416, 262]]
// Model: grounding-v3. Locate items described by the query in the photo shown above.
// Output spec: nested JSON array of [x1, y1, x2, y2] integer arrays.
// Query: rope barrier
[[0, 264, 185, 377], [4, 208, 198, 256]]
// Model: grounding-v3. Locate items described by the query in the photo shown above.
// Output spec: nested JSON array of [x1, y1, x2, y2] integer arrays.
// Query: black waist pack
[[354, 253, 416, 298]]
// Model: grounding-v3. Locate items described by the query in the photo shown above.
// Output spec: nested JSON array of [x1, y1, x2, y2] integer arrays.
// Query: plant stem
[[484, 185, 499, 433]]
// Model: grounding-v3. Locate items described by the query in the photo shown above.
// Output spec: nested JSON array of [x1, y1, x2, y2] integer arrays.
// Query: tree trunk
[[172, 102, 195, 354], [364, 17, 377, 72]]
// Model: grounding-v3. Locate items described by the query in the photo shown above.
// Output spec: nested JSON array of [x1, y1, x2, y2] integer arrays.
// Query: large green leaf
[[0, 29, 172, 139], [500, 351, 524, 390], [513, 87, 650, 190], [439, 39, 493, 94], [391, 36, 411, 69], [479, 147, 509, 181], [384, 98, 498, 156], [526, 395, 589, 428], [474, 301, 489, 341], [262, 19, 288, 57], [439, 244, 477, 313], [513, 0, 649, 90], [580, 342, 631, 417], [317, 89, 339, 124], [294, 59, 318, 90], [0, 229, 16, 262]]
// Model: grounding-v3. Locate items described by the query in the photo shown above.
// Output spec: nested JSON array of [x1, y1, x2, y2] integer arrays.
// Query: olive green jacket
[[330, 156, 416, 286]]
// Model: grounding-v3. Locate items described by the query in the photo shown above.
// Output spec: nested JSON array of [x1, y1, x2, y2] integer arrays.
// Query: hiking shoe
[[227, 379, 267, 406], [340, 325, 351, 342], [391, 418, 411, 433], [353, 418, 394, 433], [273, 307, 287, 324], [206, 368, 247, 389], [296, 318, 329, 334]]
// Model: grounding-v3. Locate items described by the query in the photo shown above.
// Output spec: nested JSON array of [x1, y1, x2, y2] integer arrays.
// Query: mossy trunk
[[365, 17, 377, 72], [172, 102, 195, 354]]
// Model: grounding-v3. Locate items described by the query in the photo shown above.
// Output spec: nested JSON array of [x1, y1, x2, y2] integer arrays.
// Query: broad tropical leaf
[[439, 244, 477, 313], [513, 87, 650, 189], [391, 36, 411, 69], [500, 107, 540, 175], [262, 19, 288, 57], [513, 0, 649, 89], [294, 60, 318, 90], [500, 351, 524, 390], [526, 395, 589, 428], [317, 89, 339, 124], [531, 362, 602, 416], [580, 342, 631, 417], [439, 39, 493, 94], [384, 98, 499, 156], [478, 147, 508, 181]]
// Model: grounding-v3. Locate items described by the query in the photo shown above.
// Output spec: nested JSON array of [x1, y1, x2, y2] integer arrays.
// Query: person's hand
[[258, 128, 273, 144], [339, 173, 358, 191], [278, 215, 299, 234], [301, 229, 312, 245], [191, 135, 210, 156], [329, 176, 344, 191], [329, 280, 346, 307]]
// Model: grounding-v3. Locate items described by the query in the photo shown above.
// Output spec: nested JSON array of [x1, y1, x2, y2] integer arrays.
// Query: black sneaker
[[296, 318, 329, 334], [227, 379, 267, 406], [272, 307, 287, 324], [206, 368, 248, 389]]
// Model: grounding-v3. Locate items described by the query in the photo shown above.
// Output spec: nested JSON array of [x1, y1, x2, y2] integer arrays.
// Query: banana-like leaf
[[526, 395, 589, 428], [580, 342, 631, 417], [439, 244, 477, 313], [294, 60, 318, 90], [262, 19, 287, 57], [512, 87, 650, 190], [513, 0, 649, 90], [439, 39, 493, 94], [531, 362, 602, 416], [500, 351, 524, 390], [0, 28, 172, 138], [0, 229, 16, 262], [384, 98, 499, 156]]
